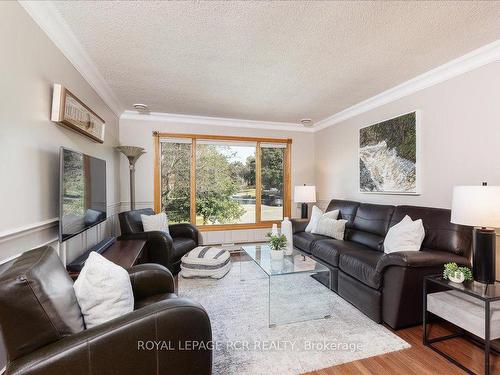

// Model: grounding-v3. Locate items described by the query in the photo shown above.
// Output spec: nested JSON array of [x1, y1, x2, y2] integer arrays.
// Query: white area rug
[[178, 259, 410, 375]]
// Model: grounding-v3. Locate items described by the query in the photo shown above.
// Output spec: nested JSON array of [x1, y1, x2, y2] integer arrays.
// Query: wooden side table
[[68, 239, 146, 279], [423, 276, 500, 375]]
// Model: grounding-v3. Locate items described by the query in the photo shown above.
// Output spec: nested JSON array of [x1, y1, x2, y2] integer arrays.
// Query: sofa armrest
[[169, 223, 199, 245], [6, 298, 212, 375], [128, 263, 175, 299], [290, 218, 309, 234], [376, 249, 470, 273]]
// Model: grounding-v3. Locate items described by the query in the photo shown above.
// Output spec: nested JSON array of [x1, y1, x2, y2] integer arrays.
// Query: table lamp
[[451, 183, 500, 284], [294, 184, 316, 219]]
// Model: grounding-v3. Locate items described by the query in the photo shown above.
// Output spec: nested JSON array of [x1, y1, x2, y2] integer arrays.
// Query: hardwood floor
[[179, 251, 498, 374], [305, 323, 500, 375]]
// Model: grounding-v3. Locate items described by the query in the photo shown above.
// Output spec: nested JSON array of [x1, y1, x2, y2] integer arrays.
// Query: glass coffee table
[[240, 244, 333, 327]]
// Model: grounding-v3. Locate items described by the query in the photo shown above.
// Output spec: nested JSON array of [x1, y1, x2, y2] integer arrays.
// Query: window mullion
[[190, 138, 197, 224], [153, 132, 161, 213], [255, 142, 262, 224], [284, 143, 291, 218]]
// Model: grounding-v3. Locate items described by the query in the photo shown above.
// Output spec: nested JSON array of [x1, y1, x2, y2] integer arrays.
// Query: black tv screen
[[59, 147, 107, 242]]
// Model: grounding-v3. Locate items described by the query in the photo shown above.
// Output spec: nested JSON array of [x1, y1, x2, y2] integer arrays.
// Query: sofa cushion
[[119, 208, 156, 234], [325, 199, 360, 228], [293, 232, 330, 253], [347, 203, 395, 251], [0, 246, 84, 361], [306, 206, 339, 233], [171, 238, 197, 261], [339, 248, 384, 289], [383, 215, 425, 253], [141, 212, 170, 235], [390, 205, 472, 256], [311, 239, 374, 267], [352, 203, 395, 236], [73, 252, 134, 329], [312, 218, 347, 240], [347, 231, 385, 252]]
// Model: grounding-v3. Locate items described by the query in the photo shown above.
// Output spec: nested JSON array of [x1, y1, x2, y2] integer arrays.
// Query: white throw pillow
[[305, 206, 339, 233], [313, 217, 348, 240], [141, 212, 169, 235], [73, 252, 134, 329], [383, 215, 425, 254]]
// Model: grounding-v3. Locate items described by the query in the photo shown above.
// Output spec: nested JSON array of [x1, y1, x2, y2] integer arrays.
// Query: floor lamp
[[116, 146, 146, 211]]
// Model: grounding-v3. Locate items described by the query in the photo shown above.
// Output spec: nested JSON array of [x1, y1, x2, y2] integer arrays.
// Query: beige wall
[[119, 118, 315, 243], [314, 61, 500, 274], [314, 61, 500, 206], [0, 2, 121, 263]]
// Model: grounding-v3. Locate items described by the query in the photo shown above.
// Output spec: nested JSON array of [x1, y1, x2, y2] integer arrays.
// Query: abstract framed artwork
[[359, 111, 420, 195], [51, 84, 105, 143]]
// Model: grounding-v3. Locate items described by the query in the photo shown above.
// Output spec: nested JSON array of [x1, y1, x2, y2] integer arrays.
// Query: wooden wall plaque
[[51, 84, 105, 143]]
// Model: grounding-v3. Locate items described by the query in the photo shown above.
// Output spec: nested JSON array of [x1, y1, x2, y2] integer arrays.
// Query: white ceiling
[[48, 1, 500, 125]]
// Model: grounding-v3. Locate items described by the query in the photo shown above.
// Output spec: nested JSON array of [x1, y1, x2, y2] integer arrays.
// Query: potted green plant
[[443, 262, 473, 284], [267, 233, 287, 260]]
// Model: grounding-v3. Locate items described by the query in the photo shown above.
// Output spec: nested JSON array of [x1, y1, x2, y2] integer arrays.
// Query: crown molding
[[17, 0, 500, 132], [313, 39, 500, 131], [120, 111, 314, 133], [19, 0, 124, 117]]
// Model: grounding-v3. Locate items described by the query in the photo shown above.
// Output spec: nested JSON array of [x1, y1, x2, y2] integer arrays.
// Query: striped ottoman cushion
[[180, 246, 231, 279]]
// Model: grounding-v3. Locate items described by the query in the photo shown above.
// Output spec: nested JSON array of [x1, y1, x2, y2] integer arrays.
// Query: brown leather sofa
[[292, 199, 472, 329], [118, 208, 200, 275], [0, 246, 212, 375]]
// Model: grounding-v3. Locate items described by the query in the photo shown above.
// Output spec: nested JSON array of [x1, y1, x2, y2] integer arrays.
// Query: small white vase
[[281, 217, 293, 255], [449, 271, 465, 284], [271, 223, 279, 236], [270, 249, 284, 260]]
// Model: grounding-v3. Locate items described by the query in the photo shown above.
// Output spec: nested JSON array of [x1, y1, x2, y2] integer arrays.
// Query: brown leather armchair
[[118, 208, 200, 275], [0, 246, 212, 375]]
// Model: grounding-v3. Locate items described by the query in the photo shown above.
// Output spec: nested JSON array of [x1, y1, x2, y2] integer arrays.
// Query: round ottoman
[[180, 246, 231, 279]]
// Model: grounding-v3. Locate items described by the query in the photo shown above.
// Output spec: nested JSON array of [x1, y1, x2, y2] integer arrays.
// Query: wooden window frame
[[153, 132, 292, 231]]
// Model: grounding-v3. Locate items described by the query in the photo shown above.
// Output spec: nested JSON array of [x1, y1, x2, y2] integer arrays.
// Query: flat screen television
[[59, 147, 107, 242]]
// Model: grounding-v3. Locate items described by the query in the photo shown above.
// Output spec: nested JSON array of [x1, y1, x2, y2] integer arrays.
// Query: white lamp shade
[[451, 186, 500, 228], [294, 185, 316, 203]]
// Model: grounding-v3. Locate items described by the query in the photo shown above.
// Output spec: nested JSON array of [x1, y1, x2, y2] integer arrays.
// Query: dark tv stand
[[66, 237, 116, 272], [66, 237, 146, 279]]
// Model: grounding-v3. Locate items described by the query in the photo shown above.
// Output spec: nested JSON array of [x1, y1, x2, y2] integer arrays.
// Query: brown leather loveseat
[[0, 246, 212, 375], [292, 199, 472, 329]]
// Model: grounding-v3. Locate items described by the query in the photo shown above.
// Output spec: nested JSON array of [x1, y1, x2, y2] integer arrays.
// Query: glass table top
[[241, 244, 328, 276], [426, 276, 500, 301]]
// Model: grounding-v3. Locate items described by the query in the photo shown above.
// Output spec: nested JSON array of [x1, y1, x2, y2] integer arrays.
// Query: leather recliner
[[292, 199, 472, 329], [0, 246, 212, 375], [118, 208, 200, 274]]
